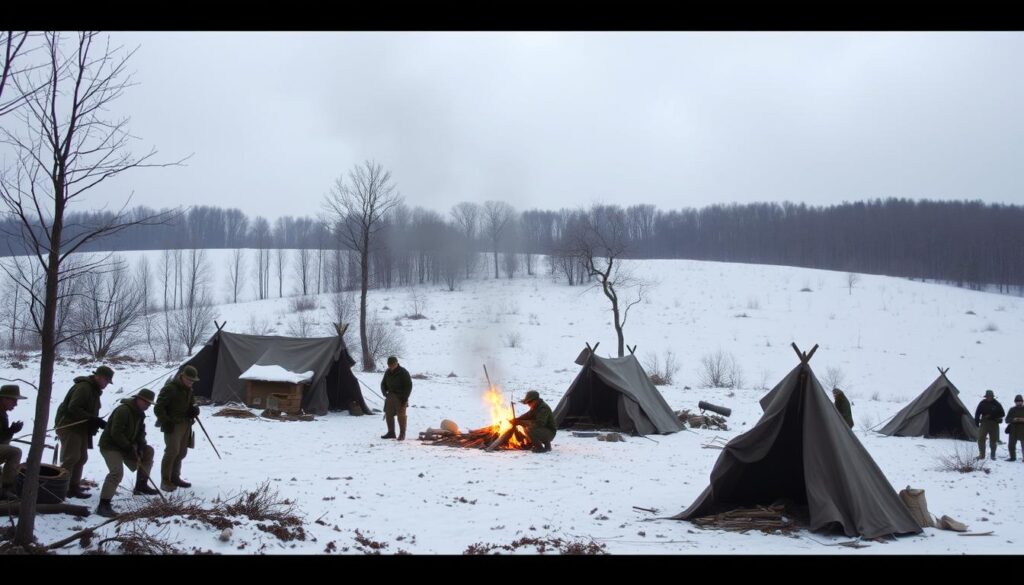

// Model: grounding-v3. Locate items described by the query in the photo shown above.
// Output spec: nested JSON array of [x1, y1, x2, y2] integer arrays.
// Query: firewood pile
[[213, 407, 258, 419], [689, 504, 800, 534], [419, 425, 531, 451], [260, 409, 315, 422], [677, 409, 729, 431]]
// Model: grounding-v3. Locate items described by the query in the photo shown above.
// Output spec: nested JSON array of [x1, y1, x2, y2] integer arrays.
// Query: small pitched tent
[[878, 368, 978, 440], [182, 324, 369, 416], [674, 344, 921, 539], [552, 344, 683, 435]]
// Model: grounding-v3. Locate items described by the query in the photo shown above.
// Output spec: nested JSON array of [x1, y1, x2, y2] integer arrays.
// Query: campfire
[[418, 383, 533, 451]]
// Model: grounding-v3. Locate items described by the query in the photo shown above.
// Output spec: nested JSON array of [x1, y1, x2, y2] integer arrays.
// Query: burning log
[[424, 425, 532, 451], [423, 366, 534, 451]]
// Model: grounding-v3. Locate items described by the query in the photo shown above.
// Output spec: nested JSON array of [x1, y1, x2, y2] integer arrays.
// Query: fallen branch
[[45, 517, 120, 550]]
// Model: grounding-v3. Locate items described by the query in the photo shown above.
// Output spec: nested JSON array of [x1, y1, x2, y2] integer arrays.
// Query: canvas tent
[[878, 368, 978, 440], [182, 327, 369, 416], [674, 344, 921, 539], [552, 345, 683, 435]]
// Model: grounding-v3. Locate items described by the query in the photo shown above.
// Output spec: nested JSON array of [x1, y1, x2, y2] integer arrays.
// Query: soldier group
[[0, 364, 202, 518], [977, 390, 1024, 462]]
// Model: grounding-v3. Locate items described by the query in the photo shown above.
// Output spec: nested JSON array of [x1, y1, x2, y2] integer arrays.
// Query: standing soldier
[[96, 389, 160, 517], [1005, 394, 1024, 462], [380, 356, 412, 441], [974, 389, 1005, 461], [0, 385, 28, 500], [832, 387, 854, 429], [55, 366, 113, 498], [155, 365, 200, 492]]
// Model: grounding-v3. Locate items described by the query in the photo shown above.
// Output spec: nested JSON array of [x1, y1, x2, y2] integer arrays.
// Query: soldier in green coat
[[975, 389, 1005, 461], [96, 389, 160, 517], [380, 356, 412, 441], [1005, 394, 1024, 462], [154, 365, 200, 492], [832, 388, 854, 429], [55, 366, 113, 498], [513, 390, 557, 453], [0, 385, 28, 500]]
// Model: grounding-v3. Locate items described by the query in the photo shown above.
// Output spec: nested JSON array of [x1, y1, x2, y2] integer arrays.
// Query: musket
[[11, 437, 54, 450], [193, 414, 222, 460]]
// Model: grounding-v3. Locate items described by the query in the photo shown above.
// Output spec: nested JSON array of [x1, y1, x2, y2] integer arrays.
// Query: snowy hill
[[3, 253, 1022, 554]]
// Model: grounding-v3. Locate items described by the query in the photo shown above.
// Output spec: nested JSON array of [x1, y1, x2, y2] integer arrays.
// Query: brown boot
[[95, 499, 118, 518], [134, 477, 160, 496], [381, 417, 396, 439], [397, 417, 407, 441]]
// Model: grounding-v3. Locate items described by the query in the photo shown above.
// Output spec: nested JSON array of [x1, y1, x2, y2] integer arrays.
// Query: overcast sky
[[66, 32, 1024, 219]]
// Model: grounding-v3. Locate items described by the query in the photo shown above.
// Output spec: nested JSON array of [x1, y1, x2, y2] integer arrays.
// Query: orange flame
[[483, 384, 525, 449]]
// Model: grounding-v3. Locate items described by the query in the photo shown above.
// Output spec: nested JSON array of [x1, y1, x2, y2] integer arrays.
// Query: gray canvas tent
[[552, 345, 683, 435], [182, 326, 369, 416], [674, 345, 921, 539], [878, 368, 978, 440]]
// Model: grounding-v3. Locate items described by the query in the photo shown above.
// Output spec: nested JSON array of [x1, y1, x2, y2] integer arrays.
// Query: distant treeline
[[2, 198, 1021, 292]]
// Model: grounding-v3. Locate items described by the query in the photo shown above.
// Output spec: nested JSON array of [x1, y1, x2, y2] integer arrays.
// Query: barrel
[[16, 463, 70, 504]]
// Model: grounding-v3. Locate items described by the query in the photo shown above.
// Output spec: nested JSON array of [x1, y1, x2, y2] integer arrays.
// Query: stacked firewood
[[689, 505, 799, 534], [676, 409, 729, 431]]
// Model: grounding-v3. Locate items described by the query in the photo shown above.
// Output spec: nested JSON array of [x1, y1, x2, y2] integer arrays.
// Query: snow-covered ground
[[4, 253, 1023, 554]]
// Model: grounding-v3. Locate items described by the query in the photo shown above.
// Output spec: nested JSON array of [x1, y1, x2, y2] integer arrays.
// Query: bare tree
[[275, 248, 286, 298], [251, 216, 271, 300], [699, 349, 744, 389], [364, 312, 405, 369], [0, 32, 36, 118], [294, 248, 312, 296], [286, 312, 314, 337], [0, 32, 182, 545], [325, 289, 356, 336], [226, 248, 246, 304], [450, 201, 480, 278], [502, 217, 520, 279], [67, 256, 145, 358], [569, 205, 649, 357], [482, 200, 515, 279], [173, 291, 216, 355], [322, 160, 403, 371], [136, 256, 161, 361], [172, 250, 215, 355], [846, 272, 861, 295], [440, 226, 463, 292]]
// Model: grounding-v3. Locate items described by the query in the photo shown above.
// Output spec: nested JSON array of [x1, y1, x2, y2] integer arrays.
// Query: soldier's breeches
[[383, 394, 407, 418], [527, 426, 555, 445], [162, 423, 191, 483], [57, 429, 89, 487], [978, 420, 999, 455], [101, 447, 155, 499], [1009, 427, 1023, 458]]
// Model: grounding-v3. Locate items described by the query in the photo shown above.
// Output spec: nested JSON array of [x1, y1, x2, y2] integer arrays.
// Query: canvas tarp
[[552, 347, 683, 435], [878, 373, 979, 440], [674, 361, 921, 539], [183, 331, 367, 416]]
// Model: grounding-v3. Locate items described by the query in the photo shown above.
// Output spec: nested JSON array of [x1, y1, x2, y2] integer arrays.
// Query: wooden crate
[[267, 393, 302, 414], [245, 380, 305, 414]]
